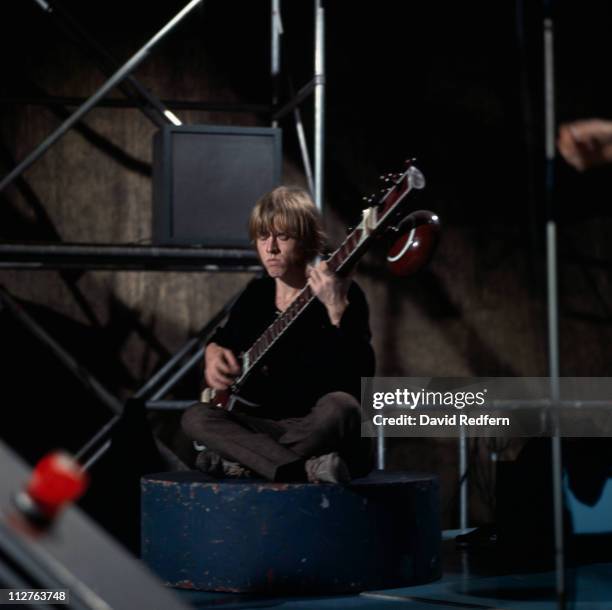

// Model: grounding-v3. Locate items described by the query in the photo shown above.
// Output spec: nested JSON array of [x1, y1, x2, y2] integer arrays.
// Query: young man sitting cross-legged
[[181, 186, 375, 483]]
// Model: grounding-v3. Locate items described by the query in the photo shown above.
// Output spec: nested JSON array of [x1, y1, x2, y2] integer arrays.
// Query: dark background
[[1, 0, 612, 540]]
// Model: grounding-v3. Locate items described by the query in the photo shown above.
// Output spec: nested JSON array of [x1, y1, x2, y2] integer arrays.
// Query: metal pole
[[135, 294, 241, 398], [548, 222, 565, 608], [294, 107, 315, 196], [313, 0, 325, 212], [76, 284, 248, 465], [273, 78, 317, 120], [145, 400, 196, 410], [134, 337, 201, 398], [149, 348, 207, 402], [32, 0, 181, 128], [376, 426, 385, 470], [146, 283, 246, 400], [271, 0, 281, 128], [0, 242, 261, 272], [75, 416, 119, 462], [0, 0, 203, 194], [548, 222, 564, 601], [459, 431, 468, 530], [277, 77, 315, 194], [144, 281, 247, 395], [544, 6, 565, 607], [270, 0, 315, 195], [81, 439, 112, 472], [0, 95, 270, 114]]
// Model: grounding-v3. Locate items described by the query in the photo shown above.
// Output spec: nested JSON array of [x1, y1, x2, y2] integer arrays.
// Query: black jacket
[[209, 277, 375, 417]]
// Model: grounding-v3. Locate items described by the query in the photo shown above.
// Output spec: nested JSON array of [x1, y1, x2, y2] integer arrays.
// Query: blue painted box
[[141, 471, 441, 594]]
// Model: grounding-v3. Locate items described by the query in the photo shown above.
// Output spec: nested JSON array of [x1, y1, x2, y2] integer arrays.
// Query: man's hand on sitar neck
[[307, 260, 352, 327]]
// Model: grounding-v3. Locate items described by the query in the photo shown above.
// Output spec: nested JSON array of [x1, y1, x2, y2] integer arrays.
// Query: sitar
[[202, 161, 439, 410]]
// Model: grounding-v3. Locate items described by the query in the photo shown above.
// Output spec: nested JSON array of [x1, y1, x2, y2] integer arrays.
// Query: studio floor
[[171, 531, 612, 610]]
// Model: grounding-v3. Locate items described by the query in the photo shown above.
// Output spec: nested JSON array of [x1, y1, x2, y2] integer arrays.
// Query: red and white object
[[15, 451, 89, 525]]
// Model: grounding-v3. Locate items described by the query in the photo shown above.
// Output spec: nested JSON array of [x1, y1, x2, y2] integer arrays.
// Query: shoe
[[222, 460, 252, 478], [305, 452, 350, 484], [195, 449, 252, 479], [195, 448, 223, 476]]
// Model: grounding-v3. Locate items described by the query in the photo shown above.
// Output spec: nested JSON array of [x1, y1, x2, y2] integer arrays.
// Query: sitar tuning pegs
[[362, 193, 376, 204], [379, 172, 397, 185]]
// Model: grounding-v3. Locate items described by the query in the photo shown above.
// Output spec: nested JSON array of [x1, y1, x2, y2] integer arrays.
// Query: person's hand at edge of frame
[[558, 118, 612, 171]]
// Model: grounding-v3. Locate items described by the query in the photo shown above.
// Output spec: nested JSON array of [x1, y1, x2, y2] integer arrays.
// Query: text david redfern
[[372, 413, 510, 427]]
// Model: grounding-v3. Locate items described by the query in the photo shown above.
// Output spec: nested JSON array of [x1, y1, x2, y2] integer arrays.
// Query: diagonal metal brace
[[0, 286, 122, 414], [0, 0, 203, 194], [33, 0, 180, 128]]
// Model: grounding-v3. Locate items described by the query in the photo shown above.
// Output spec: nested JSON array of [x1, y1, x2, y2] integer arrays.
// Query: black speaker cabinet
[[153, 125, 282, 247]]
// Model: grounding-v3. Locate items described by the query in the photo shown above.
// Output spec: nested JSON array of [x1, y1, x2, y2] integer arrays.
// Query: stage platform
[[171, 532, 612, 609], [142, 470, 612, 608], [142, 471, 441, 594]]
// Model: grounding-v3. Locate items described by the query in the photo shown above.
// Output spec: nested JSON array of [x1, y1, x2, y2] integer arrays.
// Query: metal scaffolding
[[0, 0, 326, 266], [0, 0, 203, 194], [455, 7, 569, 608], [0, 243, 260, 272], [0, 0, 328, 472]]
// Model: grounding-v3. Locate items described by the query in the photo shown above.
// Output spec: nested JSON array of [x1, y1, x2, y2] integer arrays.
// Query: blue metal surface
[[173, 548, 612, 609], [141, 471, 441, 594], [565, 474, 612, 535]]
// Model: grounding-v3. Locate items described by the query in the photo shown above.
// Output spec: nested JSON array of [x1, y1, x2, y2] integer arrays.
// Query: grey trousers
[[180, 391, 373, 482]]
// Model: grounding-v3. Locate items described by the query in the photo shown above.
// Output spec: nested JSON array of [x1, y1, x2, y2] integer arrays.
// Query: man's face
[[256, 227, 305, 279]]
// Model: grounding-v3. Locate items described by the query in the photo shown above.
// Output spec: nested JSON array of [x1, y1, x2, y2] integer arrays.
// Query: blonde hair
[[249, 186, 326, 261]]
